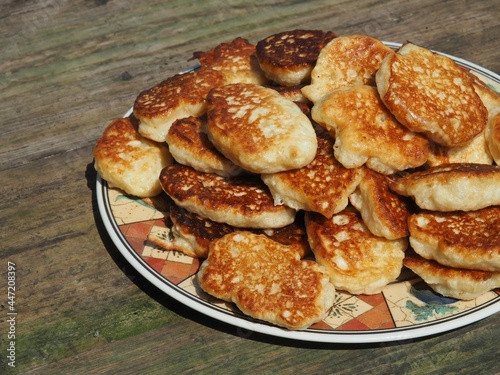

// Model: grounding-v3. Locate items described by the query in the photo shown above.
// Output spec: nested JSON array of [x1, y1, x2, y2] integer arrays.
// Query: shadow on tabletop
[[85, 161, 451, 351]]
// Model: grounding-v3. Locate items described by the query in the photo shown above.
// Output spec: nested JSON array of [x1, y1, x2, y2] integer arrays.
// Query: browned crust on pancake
[[193, 37, 267, 85], [305, 210, 406, 294], [93, 116, 171, 197], [256, 29, 336, 68], [170, 204, 234, 256], [133, 67, 224, 122], [94, 117, 141, 166], [349, 168, 411, 239], [377, 43, 487, 147], [312, 85, 430, 173], [166, 115, 242, 176], [486, 108, 500, 164], [159, 163, 295, 228], [302, 34, 394, 102], [262, 130, 363, 217], [256, 29, 337, 86], [206, 82, 317, 173], [197, 231, 334, 330]]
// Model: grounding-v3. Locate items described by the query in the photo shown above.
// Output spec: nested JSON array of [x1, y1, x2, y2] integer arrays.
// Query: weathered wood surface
[[1, 0, 499, 373]]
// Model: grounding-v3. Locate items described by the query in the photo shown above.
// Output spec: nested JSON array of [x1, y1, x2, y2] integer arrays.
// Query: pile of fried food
[[94, 30, 500, 330]]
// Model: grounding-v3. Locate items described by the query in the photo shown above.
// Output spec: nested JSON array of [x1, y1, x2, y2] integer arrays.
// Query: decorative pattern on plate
[[99, 186, 499, 341]]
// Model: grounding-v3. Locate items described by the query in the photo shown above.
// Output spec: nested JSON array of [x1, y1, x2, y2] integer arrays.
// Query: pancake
[[311, 85, 429, 174], [408, 207, 500, 272], [426, 132, 492, 167], [469, 70, 500, 114], [389, 163, 500, 211], [485, 107, 500, 165], [305, 210, 407, 295], [148, 205, 310, 259], [193, 37, 268, 85], [261, 129, 363, 218], [256, 29, 337, 86], [159, 163, 296, 228], [94, 117, 173, 197], [404, 251, 500, 300], [166, 116, 243, 177], [349, 168, 411, 240], [376, 43, 487, 147], [197, 231, 335, 330], [133, 67, 225, 142], [301, 34, 394, 103], [206, 83, 317, 173]]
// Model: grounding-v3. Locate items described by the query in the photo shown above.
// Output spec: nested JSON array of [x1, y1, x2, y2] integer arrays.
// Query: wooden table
[[1, 1, 499, 373]]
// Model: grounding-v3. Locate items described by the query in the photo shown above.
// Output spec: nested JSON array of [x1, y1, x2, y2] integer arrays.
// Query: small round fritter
[[262, 129, 363, 218], [349, 168, 411, 240], [404, 251, 500, 300], [408, 207, 500, 272], [311, 85, 430, 174], [197, 231, 335, 330], [159, 164, 296, 229], [133, 67, 225, 142], [207, 83, 317, 174], [486, 107, 500, 165], [469, 69, 500, 114], [305, 210, 407, 295], [426, 133, 492, 167], [94, 117, 173, 197], [389, 163, 500, 211], [166, 116, 243, 177], [256, 29, 337, 86], [301, 34, 394, 103], [193, 37, 268, 85], [376, 43, 487, 147]]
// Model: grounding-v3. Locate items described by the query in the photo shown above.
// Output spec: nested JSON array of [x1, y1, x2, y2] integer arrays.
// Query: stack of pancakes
[[94, 30, 500, 329]]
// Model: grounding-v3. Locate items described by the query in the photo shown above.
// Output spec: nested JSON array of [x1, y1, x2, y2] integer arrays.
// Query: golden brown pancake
[[404, 251, 500, 300], [349, 168, 411, 240], [408, 207, 500, 272], [305, 210, 407, 295], [166, 116, 243, 177], [206, 83, 317, 173], [426, 133, 492, 167], [159, 163, 296, 228], [133, 67, 225, 142], [193, 37, 268, 85], [262, 128, 363, 218], [302, 34, 394, 103], [197, 231, 335, 330], [311, 85, 429, 174], [376, 43, 487, 147], [486, 107, 500, 165], [256, 29, 337, 86], [94, 117, 173, 197], [389, 163, 500, 211], [468, 70, 500, 114]]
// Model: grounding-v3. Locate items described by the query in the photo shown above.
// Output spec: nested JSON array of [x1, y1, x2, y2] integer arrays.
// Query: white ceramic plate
[[96, 42, 500, 343]]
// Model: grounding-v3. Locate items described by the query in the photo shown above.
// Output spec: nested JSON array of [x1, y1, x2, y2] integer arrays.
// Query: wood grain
[[1, 0, 498, 373]]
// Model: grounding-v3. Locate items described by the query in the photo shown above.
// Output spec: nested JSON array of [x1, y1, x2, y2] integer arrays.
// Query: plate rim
[[95, 42, 500, 344]]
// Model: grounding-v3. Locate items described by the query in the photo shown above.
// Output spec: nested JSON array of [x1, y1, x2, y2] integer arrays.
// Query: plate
[[96, 42, 500, 343]]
